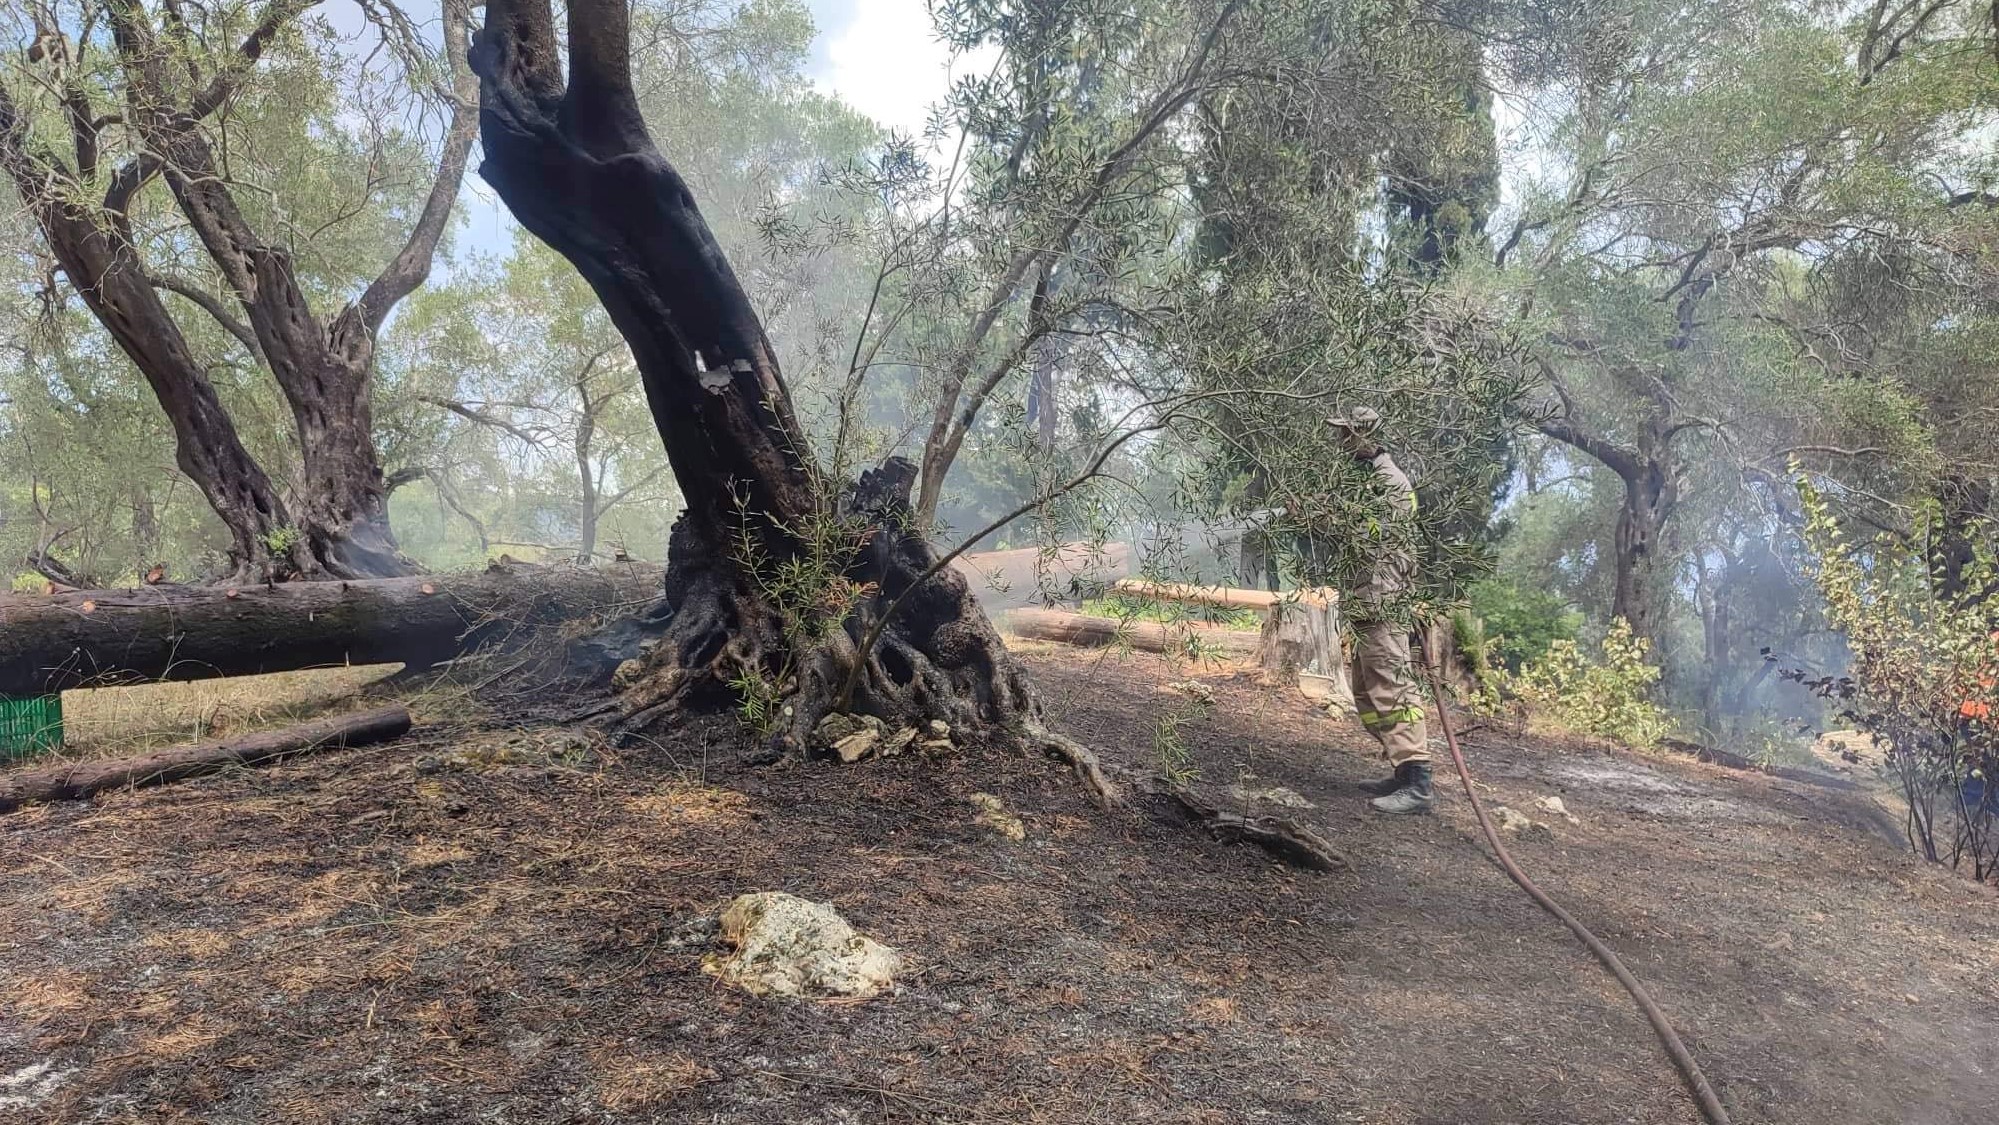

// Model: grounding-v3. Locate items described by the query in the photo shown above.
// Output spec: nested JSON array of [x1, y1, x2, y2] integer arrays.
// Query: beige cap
[[1325, 405, 1382, 433]]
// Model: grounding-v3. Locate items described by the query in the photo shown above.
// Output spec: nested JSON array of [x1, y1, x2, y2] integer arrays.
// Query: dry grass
[[51, 664, 403, 760]]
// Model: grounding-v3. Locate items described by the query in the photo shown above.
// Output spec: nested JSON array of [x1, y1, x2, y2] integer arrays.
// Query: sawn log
[[0, 562, 661, 697]]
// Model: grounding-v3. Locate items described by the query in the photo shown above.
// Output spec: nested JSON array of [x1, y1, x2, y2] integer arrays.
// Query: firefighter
[[1325, 407, 1433, 814]]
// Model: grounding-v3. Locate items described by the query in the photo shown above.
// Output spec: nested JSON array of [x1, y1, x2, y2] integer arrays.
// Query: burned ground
[[3, 645, 1996, 1123]]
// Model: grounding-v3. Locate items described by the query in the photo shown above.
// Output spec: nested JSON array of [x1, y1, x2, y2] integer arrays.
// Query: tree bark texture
[[0, 563, 661, 698], [471, 3, 1109, 799], [0, 704, 411, 814], [0, 75, 299, 577], [0, 3, 480, 580]]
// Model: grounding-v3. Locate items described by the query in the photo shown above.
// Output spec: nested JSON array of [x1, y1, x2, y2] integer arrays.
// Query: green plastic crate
[[0, 694, 63, 759]]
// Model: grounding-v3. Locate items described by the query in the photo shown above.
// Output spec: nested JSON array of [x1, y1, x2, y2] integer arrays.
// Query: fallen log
[[0, 561, 662, 697], [1112, 578, 1343, 613], [1165, 784, 1351, 872], [0, 704, 411, 813], [1000, 608, 1259, 658]]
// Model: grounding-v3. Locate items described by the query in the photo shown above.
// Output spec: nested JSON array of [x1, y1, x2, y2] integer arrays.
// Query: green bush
[[1467, 577, 1582, 671], [1505, 618, 1675, 747]]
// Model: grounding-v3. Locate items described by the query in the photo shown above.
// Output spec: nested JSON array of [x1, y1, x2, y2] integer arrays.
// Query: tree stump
[[1258, 590, 1354, 714]]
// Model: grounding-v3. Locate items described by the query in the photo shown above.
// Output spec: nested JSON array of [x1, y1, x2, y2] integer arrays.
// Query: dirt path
[[3, 646, 1996, 1123]]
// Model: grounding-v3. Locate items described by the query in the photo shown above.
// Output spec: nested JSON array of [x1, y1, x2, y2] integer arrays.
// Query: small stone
[[1535, 795, 1581, 824], [969, 792, 1026, 841], [612, 658, 644, 690], [927, 720, 951, 740], [881, 727, 918, 758], [833, 728, 881, 763], [814, 713, 865, 748]]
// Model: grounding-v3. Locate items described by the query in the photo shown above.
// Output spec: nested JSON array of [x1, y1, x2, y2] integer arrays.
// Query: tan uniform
[[1347, 451, 1429, 766]]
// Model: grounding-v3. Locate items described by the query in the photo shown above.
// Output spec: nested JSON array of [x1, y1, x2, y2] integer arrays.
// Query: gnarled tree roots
[[586, 463, 1118, 808]]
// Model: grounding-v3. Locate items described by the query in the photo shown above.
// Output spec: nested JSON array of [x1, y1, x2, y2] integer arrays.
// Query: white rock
[[1535, 795, 1580, 824], [703, 892, 903, 998]]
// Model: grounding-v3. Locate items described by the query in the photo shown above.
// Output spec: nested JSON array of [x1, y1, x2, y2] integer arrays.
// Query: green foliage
[[727, 668, 786, 741], [1505, 618, 1675, 747], [1796, 472, 1999, 879], [260, 526, 303, 556], [1467, 576, 1583, 671], [1152, 696, 1209, 784], [10, 573, 44, 594]]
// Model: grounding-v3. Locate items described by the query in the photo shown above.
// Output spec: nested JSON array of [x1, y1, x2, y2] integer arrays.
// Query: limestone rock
[[881, 727, 918, 758], [815, 712, 883, 755], [969, 792, 1026, 841], [1535, 795, 1581, 824], [703, 892, 902, 998], [834, 728, 882, 763], [927, 720, 951, 740]]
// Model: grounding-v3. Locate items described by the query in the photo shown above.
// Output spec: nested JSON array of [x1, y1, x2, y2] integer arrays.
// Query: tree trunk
[[577, 404, 600, 564], [103, 1, 480, 580], [0, 563, 662, 698], [471, 4, 1106, 798], [0, 105, 305, 578], [1611, 457, 1675, 649], [1933, 473, 1994, 604]]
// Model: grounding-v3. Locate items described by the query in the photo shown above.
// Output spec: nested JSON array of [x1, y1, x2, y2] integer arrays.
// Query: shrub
[[1505, 618, 1675, 747], [1467, 576, 1583, 671], [1794, 474, 1999, 880]]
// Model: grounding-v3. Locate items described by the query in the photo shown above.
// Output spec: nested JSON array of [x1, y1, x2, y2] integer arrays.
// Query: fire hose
[[1423, 668, 1734, 1125]]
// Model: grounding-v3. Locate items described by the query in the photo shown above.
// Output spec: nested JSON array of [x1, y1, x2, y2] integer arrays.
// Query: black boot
[[1359, 764, 1409, 796], [1369, 762, 1434, 815]]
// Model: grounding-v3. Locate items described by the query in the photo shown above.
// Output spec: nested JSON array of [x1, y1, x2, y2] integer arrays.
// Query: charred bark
[[470, 2, 1110, 800]]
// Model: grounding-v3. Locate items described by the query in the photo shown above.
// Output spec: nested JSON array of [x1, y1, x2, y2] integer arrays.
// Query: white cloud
[[815, 0, 998, 145]]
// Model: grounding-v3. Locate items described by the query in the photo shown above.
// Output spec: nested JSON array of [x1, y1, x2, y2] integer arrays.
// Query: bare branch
[[148, 274, 261, 356], [352, 0, 479, 337]]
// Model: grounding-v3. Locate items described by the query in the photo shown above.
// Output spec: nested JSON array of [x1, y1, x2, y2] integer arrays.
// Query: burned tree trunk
[[471, 2, 1109, 799], [1611, 455, 1676, 646]]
